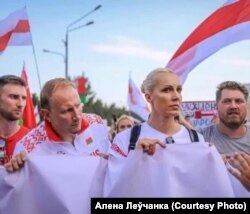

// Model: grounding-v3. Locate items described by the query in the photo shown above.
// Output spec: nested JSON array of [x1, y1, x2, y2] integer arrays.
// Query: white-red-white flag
[[0, 7, 32, 54], [167, 0, 250, 83], [127, 77, 150, 121]]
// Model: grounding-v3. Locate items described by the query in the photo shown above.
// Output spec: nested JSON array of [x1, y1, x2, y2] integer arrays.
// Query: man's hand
[[4, 151, 27, 172], [98, 153, 109, 160], [228, 152, 250, 191]]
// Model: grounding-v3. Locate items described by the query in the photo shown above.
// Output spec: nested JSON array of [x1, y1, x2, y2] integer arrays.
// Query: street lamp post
[[65, 21, 94, 79], [65, 5, 102, 79], [43, 49, 66, 75], [43, 49, 65, 62]]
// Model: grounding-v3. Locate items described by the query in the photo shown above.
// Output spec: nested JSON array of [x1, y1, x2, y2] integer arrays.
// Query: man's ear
[[40, 109, 50, 122], [145, 93, 151, 103]]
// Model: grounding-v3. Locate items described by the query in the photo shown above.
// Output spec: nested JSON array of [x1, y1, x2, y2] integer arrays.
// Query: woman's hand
[[136, 138, 166, 155]]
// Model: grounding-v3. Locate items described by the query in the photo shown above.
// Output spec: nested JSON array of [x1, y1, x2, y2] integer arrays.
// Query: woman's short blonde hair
[[141, 68, 174, 94], [116, 115, 135, 131], [116, 114, 134, 125]]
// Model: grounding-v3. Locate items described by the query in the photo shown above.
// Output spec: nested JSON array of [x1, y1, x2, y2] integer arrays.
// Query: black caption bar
[[91, 198, 250, 214]]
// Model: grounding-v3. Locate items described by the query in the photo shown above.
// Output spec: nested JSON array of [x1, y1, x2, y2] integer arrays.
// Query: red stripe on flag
[[14, 20, 30, 32], [0, 8, 31, 53], [0, 31, 12, 52], [170, 0, 250, 60], [0, 20, 30, 51]]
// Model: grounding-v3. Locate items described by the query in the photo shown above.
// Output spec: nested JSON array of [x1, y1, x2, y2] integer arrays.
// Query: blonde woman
[[109, 68, 205, 157], [109, 115, 135, 142], [116, 115, 135, 133], [103, 68, 239, 198]]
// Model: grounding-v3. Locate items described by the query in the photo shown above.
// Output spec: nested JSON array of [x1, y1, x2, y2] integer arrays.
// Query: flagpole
[[31, 43, 42, 90], [25, 6, 42, 90]]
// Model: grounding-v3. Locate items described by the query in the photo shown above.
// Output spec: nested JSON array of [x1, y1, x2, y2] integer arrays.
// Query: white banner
[[0, 155, 107, 214], [105, 143, 244, 197]]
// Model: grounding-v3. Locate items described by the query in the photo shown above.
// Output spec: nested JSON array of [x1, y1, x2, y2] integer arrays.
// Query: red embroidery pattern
[[83, 113, 104, 125], [111, 143, 127, 157], [18, 115, 103, 154], [19, 123, 48, 153]]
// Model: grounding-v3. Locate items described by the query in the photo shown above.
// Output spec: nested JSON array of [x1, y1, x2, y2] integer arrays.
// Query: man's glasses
[[0, 139, 6, 164], [165, 137, 175, 144]]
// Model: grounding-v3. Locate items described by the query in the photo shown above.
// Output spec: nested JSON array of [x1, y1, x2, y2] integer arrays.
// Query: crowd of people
[[0, 68, 250, 211]]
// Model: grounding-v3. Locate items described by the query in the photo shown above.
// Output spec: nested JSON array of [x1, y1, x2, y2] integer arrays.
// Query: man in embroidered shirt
[[5, 78, 110, 171], [0, 75, 30, 165]]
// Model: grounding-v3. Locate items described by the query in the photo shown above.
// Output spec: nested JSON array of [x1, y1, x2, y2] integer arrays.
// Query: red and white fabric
[[14, 113, 110, 156], [0, 7, 32, 54], [127, 77, 150, 121], [167, 0, 250, 83]]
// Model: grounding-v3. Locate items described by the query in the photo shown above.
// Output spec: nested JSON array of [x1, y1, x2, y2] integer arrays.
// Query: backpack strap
[[128, 124, 141, 151], [128, 125, 198, 152], [186, 127, 199, 142]]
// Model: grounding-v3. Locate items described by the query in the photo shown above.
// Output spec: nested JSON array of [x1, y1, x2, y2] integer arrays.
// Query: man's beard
[[0, 109, 20, 121], [220, 116, 245, 129]]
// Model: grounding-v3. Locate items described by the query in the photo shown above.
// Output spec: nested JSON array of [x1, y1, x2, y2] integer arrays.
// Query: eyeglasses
[[119, 124, 133, 129], [0, 139, 6, 164], [165, 137, 175, 144]]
